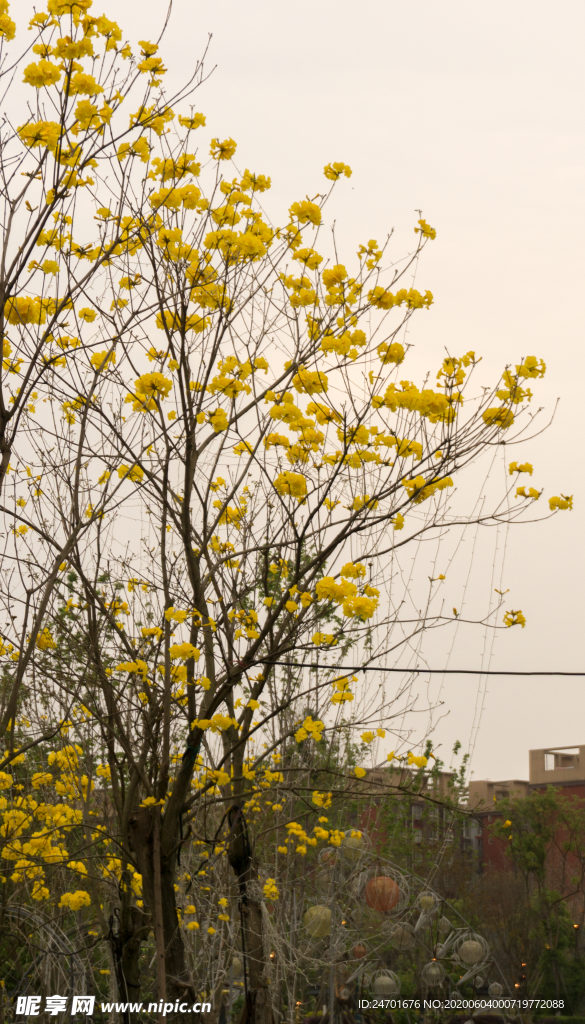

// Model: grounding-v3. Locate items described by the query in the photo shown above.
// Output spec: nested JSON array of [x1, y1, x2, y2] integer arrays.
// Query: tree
[[0, 0, 573, 1020], [481, 788, 585, 1007]]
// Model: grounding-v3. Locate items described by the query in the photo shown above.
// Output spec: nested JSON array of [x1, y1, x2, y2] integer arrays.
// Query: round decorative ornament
[[372, 971, 400, 997], [364, 876, 400, 914], [303, 905, 332, 938]]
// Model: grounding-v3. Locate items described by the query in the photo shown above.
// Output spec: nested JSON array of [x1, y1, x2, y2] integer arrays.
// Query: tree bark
[[227, 804, 272, 1024], [128, 806, 194, 1019]]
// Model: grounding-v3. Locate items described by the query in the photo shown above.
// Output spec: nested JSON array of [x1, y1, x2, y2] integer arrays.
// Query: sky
[[15, 0, 585, 783]]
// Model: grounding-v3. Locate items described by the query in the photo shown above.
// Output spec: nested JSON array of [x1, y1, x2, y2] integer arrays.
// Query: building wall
[[469, 745, 585, 874]]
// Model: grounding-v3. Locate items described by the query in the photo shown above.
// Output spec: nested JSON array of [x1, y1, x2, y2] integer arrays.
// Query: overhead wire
[[268, 661, 585, 676]]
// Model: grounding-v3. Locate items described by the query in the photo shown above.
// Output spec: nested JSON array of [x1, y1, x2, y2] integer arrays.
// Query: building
[[468, 744, 585, 871]]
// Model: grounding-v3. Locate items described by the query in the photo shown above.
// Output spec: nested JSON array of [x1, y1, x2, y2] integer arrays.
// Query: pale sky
[[15, 0, 585, 783]]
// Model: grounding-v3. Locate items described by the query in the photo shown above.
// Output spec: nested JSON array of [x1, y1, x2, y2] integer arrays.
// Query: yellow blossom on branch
[[549, 495, 573, 511], [503, 609, 526, 628]]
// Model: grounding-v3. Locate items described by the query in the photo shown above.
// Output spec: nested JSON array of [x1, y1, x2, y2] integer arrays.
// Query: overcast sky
[[16, 0, 585, 783]]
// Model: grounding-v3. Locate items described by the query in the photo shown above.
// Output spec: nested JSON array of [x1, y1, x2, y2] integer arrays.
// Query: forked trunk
[[128, 806, 194, 1019]]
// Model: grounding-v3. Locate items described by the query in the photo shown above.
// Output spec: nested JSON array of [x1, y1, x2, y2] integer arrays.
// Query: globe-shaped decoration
[[372, 971, 400, 997], [231, 957, 243, 978], [341, 831, 365, 862], [364, 876, 400, 914], [437, 916, 452, 936], [455, 932, 489, 967], [319, 848, 337, 867], [352, 943, 367, 959], [459, 940, 483, 964], [421, 961, 445, 987], [303, 905, 332, 938], [419, 892, 436, 912], [316, 869, 333, 891], [488, 982, 504, 997], [388, 922, 415, 950]]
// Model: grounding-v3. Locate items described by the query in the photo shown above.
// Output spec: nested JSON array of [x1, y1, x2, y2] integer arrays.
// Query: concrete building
[[469, 744, 585, 871]]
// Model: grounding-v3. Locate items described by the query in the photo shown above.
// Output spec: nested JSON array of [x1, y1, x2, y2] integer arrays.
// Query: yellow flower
[[295, 716, 324, 744], [516, 356, 545, 379], [343, 596, 378, 620], [134, 372, 172, 400], [414, 219, 436, 240], [36, 628, 56, 651], [209, 409, 228, 433], [354, 767, 367, 778], [407, 752, 428, 769], [340, 562, 366, 579], [23, 60, 61, 89], [31, 772, 53, 788], [263, 878, 279, 901], [323, 162, 352, 181], [169, 642, 200, 662], [5, 296, 45, 325], [311, 791, 332, 808], [239, 169, 271, 192], [515, 486, 540, 500], [90, 350, 116, 372], [78, 308, 96, 322], [179, 112, 206, 130], [482, 408, 515, 430], [289, 200, 321, 226], [378, 341, 405, 365], [549, 495, 573, 511], [274, 471, 307, 500], [69, 73, 104, 97], [330, 677, 354, 704], [210, 137, 237, 160], [292, 367, 328, 395], [0, 5, 15, 41], [59, 890, 91, 911], [117, 463, 144, 483], [312, 632, 336, 646], [503, 609, 526, 628]]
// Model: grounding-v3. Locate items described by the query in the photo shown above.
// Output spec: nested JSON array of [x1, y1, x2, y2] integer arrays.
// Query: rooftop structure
[[529, 744, 585, 786], [467, 778, 530, 810]]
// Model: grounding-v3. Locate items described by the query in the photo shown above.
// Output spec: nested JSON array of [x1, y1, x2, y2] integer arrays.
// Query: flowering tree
[[0, 0, 573, 1020]]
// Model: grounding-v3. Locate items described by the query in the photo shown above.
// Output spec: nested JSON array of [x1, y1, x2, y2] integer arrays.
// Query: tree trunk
[[128, 806, 194, 1019], [227, 804, 272, 1024], [118, 905, 150, 1004]]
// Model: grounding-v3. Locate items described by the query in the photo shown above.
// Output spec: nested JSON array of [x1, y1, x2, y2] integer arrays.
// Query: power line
[[270, 661, 585, 677]]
